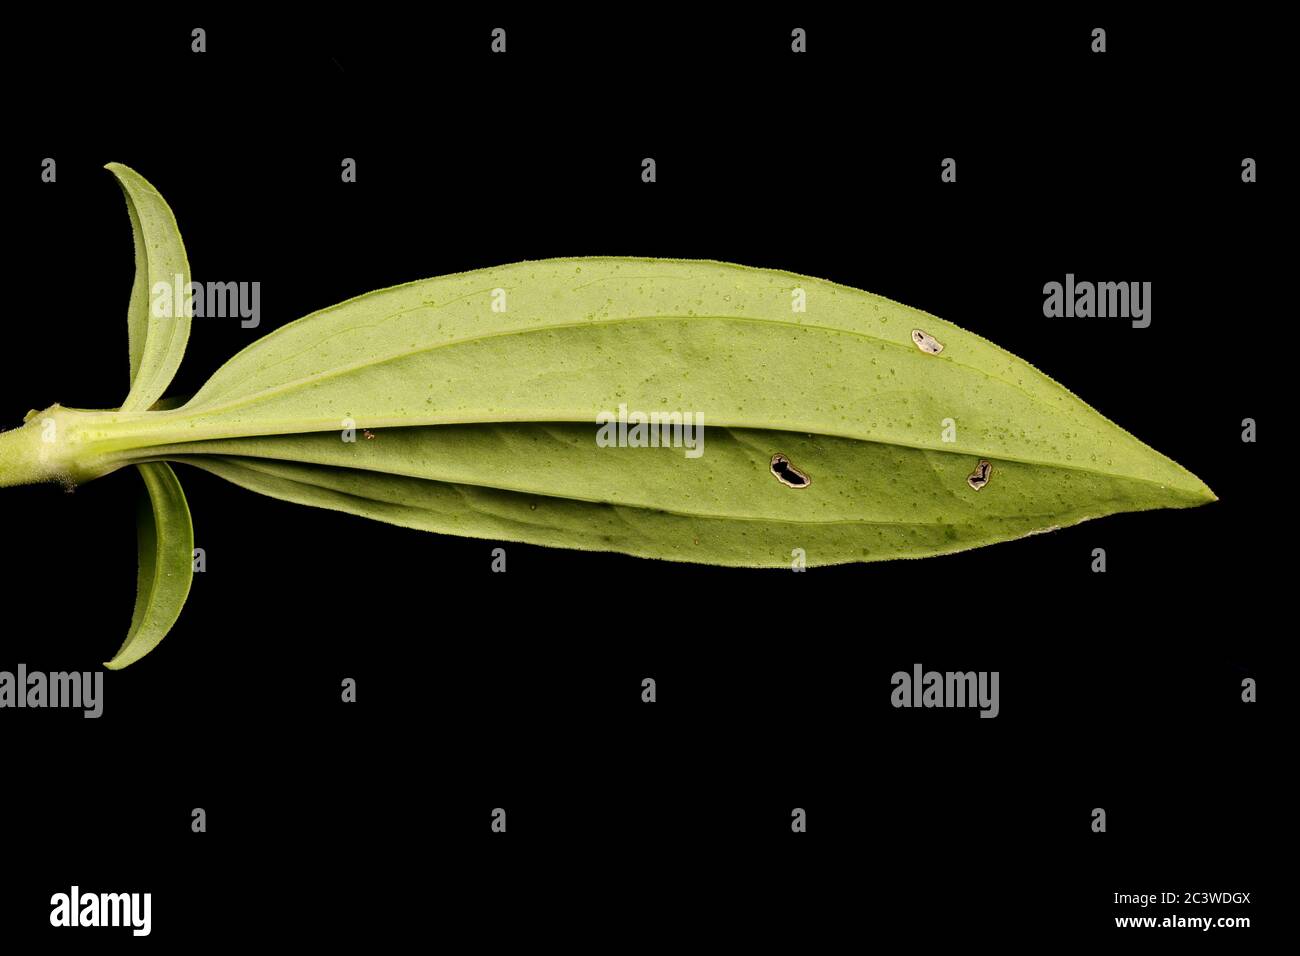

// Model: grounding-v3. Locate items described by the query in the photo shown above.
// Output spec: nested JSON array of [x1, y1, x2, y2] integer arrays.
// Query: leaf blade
[[151, 417, 1206, 567], [108, 162, 191, 412], [105, 462, 194, 669], [160, 258, 1211, 502]]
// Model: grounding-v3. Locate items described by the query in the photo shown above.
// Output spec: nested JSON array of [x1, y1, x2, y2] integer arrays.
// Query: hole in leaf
[[771, 453, 810, 488], [967, 459, 992, 491]]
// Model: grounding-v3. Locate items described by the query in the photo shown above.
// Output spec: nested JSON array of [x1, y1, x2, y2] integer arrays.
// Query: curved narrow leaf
[[108, 162, 191, 411], [105, 462, 194, 669], [160, 429, 1201, 565], [137, 419, 1210, 566]]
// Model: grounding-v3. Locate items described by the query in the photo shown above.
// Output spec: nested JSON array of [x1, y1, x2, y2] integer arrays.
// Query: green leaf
[[155, 414, 1205, 565], [104, 462, 194, 669], [107, 162, 191, 412], [68, 254, 1213, 573], [114, 258, 1208, 505]]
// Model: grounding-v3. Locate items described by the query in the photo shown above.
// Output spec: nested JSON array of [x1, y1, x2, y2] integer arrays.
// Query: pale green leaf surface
[[153, 418, 1201, 567], [105, 462, 194, 669], [142, 420, 1208, 526], [126, 258, 1211, 503], [108, 163, 191, 412]]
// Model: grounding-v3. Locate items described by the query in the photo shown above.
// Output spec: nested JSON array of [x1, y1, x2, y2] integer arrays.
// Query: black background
[[1, 10, 1279, 947]]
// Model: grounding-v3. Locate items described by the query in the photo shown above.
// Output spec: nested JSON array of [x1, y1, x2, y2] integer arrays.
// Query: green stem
[[0, 416, 60, 487], [0, 405, 139, 488]]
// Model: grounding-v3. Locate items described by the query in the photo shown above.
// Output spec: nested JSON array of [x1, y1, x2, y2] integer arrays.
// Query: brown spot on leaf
[[967, 459, 992, 491], [771, 453, 811, 488]]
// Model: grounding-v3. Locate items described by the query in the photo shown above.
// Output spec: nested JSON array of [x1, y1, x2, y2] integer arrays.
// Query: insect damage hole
[[771, 453, 810, 488], [911, 329, 944, 354], [967, 459, 992, 491]]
